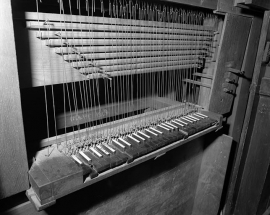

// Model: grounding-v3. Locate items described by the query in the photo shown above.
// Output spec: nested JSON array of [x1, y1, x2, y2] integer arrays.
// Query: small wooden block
[[28, 147, 83, 205]]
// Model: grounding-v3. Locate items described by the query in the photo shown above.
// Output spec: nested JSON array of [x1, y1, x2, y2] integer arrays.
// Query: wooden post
[[0, 0, 29, 198]]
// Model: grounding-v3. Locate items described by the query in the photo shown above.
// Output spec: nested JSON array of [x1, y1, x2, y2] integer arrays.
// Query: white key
[[190, 115, 199, 120], [158, 124, 170, 131], [72, 155, 82, 165], [145, 128, 158, 136], [138, 131, 151, 138], [128, 135, 140, 143], [119, 137, 132, 147], [185, 116, 197, 122], [181, 117, 193, 123], [162, 123, 173, 129], [175, 118, 188, 125], [166, 122, 177, 128], [150, 127, 163, 134], [79, 151, 91, 162], [194, 113, 205, 119], [103, 143, 116, 153], [133, 133, 145, 141], [197, 112, 208, 118], [172, 120, 184, 127], [90, 147, 103, 158], [97, 145, 110, 155], [112, 139, 126, 149]]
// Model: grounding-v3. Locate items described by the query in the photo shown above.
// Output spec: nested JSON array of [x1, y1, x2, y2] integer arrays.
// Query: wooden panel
[[254, 77, 270, 215], [217, 0, 242, 14], [227, 16, 262, 144], [224, 14, 263, 214], [224, 11, 270, 215], [198, 18, 223, 110], [257, 161, 270, 215], [245, 0, 270, 10], [0, 0, 29, 199], [209, 14, 252, 114], [234, 93, 270, 215], [192, 134, 233, 215]]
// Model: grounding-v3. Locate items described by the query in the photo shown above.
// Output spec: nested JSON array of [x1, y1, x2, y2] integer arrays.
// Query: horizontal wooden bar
[[183, 79, 212, 88], [24, 12, 214, 31], [79, 59, 197, 73], [57, 98, 156, 129], [64, 50, 206, 61], [47, 38, 210, 47], [55, 44, 208, 54], [193, 72, 213, 79], [38, 31, 212, 40], [73, 55, 200, 68], [81, 63, 198, 78], [27, 21, 213, 36]]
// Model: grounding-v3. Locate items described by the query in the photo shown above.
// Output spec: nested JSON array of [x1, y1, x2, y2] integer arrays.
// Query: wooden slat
[[209, 14, 252, 114], [24, 12, 214, 31], [193, 72, 213, 79], [183, 79, 212, 88], [46, 38, 210, 47], [38, 31, 211, 40], [64, 50, 206, 61], [27, 21, 212, 36], [73, 55, 200, 68], [55, 44, 209, 54], [79, 61, 198, 74], [0, 0, 29, 199]]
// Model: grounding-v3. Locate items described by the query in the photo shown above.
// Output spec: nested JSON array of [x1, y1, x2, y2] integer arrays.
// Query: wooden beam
[[209, 13, 252, 114], [0, 0, 29, 199]]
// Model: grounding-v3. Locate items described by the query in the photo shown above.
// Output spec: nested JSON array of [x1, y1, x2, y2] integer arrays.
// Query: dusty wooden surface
[[234, 94, 270, 215], [192, 134, 232, 215], [0, 0, 29, 199], [209, 13, 252, 115], [245, 0, 270, 10], [224, 11, 270, 215]]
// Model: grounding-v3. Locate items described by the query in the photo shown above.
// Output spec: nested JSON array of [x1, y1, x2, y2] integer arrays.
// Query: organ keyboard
[[6, 0, 245, 212]]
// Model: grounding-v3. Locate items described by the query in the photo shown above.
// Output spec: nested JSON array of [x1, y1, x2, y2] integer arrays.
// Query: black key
[[103, 143, 129, 164], [119, 137, 146, 157], [126, 136, 149, 155], [94, 146, 119, 169], [110, 139, 137, 162]]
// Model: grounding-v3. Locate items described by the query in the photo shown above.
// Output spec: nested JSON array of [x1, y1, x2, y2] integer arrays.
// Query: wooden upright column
[[0, 0, 29, 198]]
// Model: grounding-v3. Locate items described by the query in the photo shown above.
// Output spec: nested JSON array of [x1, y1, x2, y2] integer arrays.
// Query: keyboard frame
[[26, 110, 222, 211]]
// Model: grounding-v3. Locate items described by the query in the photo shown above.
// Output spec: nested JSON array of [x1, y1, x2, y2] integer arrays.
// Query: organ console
[[1, 0, 267, 214]]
